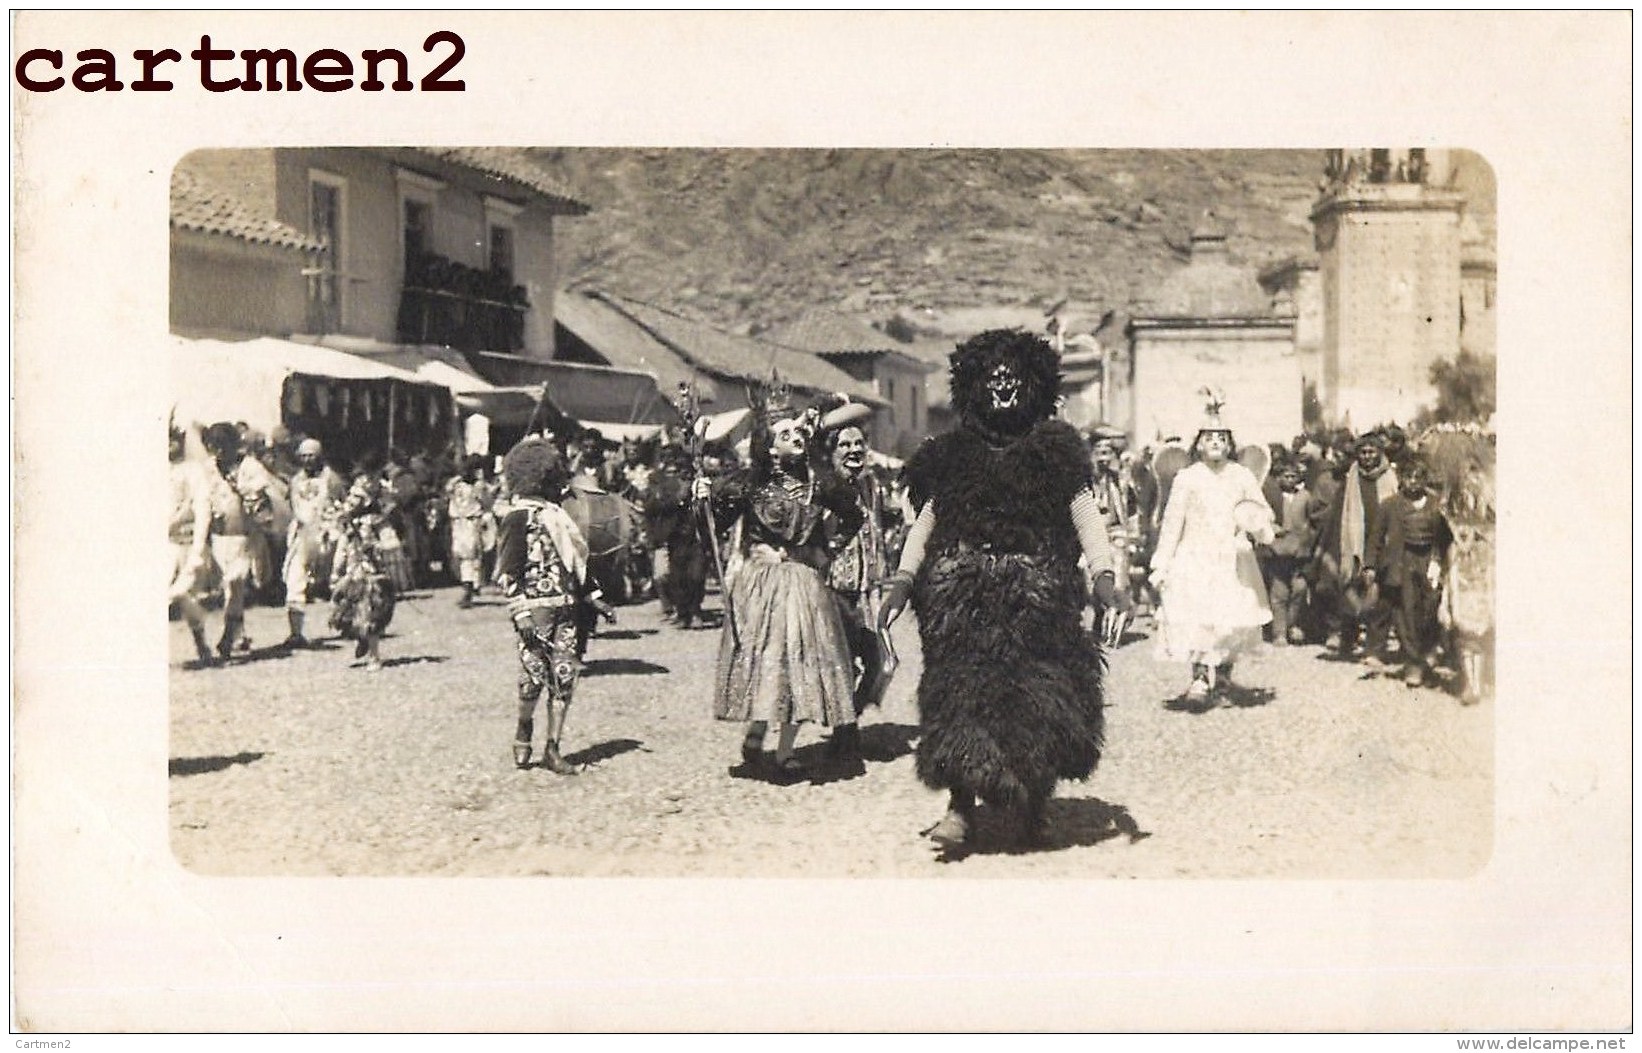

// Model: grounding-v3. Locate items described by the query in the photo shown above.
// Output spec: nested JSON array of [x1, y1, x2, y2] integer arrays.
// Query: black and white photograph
[[163, 144, 1499, 879], [12, 10, 1631, 1036]]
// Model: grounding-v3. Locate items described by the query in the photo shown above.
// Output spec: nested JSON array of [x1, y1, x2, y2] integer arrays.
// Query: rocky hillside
[[532, 147, 1330, 336]]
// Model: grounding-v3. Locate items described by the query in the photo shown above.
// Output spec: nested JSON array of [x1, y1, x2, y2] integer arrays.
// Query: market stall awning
[[170, 333, 451, 437]]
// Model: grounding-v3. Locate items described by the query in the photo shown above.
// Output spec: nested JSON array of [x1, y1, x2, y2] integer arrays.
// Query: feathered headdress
[[1189, 386, 1236, 457]]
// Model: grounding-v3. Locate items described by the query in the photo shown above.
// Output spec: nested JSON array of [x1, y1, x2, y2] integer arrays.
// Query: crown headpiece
[[747, 371, 798, 425]]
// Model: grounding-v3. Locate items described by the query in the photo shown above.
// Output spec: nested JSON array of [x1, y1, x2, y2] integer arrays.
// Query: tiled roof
[[170, 167, 324, 252], [409, 147, 590, 214], [556, 290, 712, 404], [765, 308, 939, 374], [594, 293, 884, 405], [766, 308, 897, 355]]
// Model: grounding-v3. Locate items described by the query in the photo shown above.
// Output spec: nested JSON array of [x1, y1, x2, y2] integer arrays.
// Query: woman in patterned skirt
[[693, 398, 864, 783]]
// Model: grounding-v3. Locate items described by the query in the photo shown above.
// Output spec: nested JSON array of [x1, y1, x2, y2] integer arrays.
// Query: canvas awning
[[169, 333, 454, 442]]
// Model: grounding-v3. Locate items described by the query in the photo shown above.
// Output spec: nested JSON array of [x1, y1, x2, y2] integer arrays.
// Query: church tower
[[1312, 148, 1466, 426]]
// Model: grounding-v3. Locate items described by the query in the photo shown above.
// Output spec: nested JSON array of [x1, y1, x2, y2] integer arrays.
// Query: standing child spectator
[[1258, 455, 1316, 645], [495, 438, 614, 774], [1366, 458, 1454, 688]]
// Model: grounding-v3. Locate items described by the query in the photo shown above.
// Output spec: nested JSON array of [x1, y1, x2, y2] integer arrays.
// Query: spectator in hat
[[1312, 430, 1399, 661]]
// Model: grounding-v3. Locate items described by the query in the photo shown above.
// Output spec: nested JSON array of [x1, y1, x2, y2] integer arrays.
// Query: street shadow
[[1163, 683, 1276, 713], [1163, 692, 1218, 715], [935, 797, 1150, 863], [1314, 650, 1367, 664], [218, 643, 296, 667], [581, 657, 669, 677], [169, 751, 266, 777], [1221, 683, 1276, 708], [379, 655, 450, 669], [859, 722, 919, 763], [598, 628, 659, 641], [562, 738, 646, 768]]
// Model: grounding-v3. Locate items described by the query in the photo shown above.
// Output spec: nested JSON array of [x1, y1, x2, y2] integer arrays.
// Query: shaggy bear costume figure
[[881, 329, 1127, 850]]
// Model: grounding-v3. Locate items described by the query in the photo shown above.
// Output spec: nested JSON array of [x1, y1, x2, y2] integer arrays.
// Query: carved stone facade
[[1312, 150, 1467, 426]]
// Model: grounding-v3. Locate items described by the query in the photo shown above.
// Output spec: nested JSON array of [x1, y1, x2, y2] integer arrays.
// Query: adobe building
[[172, 146, 589, 359], [1120, 215, 1301, 448]]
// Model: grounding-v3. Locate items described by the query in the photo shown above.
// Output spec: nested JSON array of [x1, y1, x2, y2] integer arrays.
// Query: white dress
[[1151, 460, 1273, 665]]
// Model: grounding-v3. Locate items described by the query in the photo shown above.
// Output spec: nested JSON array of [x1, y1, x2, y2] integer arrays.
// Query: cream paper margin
[[10, 10, 1632, 1035]]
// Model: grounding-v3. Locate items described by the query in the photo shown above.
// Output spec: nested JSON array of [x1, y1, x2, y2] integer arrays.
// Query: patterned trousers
[[516, 607, 581, 706]]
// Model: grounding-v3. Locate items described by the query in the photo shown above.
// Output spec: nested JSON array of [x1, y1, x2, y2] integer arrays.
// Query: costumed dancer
[[879, 329, 1129, 850], [327, 455, 398, 672], [819, 401, 891, 765], [1148, 391, 1276, 704], [169, 422, 217, 668], [376, 457, 419, 593], [693, 390, 864, 784], [281, 438, 346, 649], [200, 422, 275, 659], [496, 437, 613, 773], [446, 454, 491, 608]]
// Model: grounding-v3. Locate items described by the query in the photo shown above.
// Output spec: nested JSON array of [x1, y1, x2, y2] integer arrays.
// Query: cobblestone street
[[168, 585, 1492, 880]]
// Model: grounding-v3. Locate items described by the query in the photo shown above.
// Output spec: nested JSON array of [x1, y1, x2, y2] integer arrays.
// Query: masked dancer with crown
[[879, 329, 1130, 852], [693, 383, 865, 784], [1148, 389, 1276, 705]]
